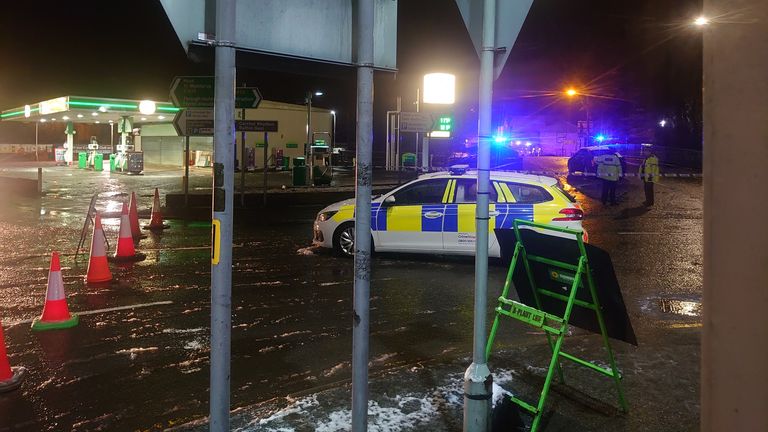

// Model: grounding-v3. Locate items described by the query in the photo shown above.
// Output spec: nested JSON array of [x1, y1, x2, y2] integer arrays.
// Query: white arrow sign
[[399, 112, 435, 133], [173, 109, 215, 136]]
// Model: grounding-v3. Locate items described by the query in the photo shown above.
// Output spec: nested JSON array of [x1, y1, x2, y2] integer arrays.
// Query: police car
[[313, 167, 585, 258]]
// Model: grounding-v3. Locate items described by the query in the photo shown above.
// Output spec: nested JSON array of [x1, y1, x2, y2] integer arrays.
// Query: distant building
[[498, 116, 581, 156]]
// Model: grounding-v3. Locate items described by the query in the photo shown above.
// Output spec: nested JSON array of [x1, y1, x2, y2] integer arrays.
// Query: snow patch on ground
[[184, 339, 205, 350], [234, 368, 518, 431], [116, 347, 158, 360], [163, 327, 206, 334]]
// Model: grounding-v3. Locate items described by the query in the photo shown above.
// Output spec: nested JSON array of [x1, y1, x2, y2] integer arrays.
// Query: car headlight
[[317, 211, 338, 222]]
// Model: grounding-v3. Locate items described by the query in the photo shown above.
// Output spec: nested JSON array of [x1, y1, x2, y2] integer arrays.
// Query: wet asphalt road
[[0, 158, 702, 431]]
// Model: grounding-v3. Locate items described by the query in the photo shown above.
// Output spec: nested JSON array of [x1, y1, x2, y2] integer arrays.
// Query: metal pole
[[464, 0, 495, 430], [306, 92, 313, 185], [241, 108, 246, 207], [330, 112, 335, 182], [351, 0, 374, 430], [585, 97, 591, 144], [110, 122, 114, 153], [385, 112, 391, 170], [35, 122, 39, 162], [184, 135, 190, 208], [263, 132, 268, 205], [415, 88, 420, 169], [210, 0, 236, 429], [396, 97, 402, 172]]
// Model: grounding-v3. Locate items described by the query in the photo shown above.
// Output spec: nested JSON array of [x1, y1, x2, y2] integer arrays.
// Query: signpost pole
[[306, 92, 313, 186], [240, 107, 246, 207], [184, 136, 190, 208], [464, 0, 495, 430], [263, 132, 268, 205], [351, 0, 374, 430], [210, 0, 236, 429], [35, 122, 39, 162]]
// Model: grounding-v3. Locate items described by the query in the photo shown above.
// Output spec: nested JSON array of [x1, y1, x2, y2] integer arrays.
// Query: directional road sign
[[173, 109, 214, 136], [235, 120, 278, 132], [399, 112, 435, 133], [170, 76, 263, 109]]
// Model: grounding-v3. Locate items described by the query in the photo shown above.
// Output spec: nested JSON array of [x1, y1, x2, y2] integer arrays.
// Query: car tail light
[[553, 207, 583, 221]]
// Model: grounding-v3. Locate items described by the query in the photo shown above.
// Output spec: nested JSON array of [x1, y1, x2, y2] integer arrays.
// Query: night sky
[[0, 0, 703, 152]]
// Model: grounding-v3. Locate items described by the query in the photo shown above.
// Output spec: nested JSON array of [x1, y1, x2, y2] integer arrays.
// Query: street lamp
[[306, 90, 324, 184], [330, 110, 336, 180], [565, 87, 590, 147], [330, 110, 336, 150], [693, 16, 710, 26]]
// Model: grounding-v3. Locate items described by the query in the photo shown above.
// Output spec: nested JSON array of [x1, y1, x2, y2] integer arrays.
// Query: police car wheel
[[333, 223, 356, 257]]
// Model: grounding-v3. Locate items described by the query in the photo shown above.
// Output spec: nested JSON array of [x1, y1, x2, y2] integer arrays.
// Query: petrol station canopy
[[0, 96, 179, 125]]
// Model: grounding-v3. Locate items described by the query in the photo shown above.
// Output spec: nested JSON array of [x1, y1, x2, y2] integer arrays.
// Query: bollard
[[37, 168, 42, 194]]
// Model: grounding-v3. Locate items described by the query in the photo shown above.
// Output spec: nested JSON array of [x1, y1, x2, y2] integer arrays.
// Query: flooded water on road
[[0, 164, 703, 431]]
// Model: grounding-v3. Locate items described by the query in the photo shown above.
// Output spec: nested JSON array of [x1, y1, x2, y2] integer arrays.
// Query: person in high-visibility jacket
[[595, 153, 622, 205], [639, 149, 660, 206]]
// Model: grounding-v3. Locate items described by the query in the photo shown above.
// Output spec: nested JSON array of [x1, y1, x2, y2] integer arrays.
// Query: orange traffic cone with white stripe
[[86, 213, 112, 284], [0, 323, 26, 393], [143, 188, 170, 231], [111, 203, 145, 262], [128, 192, 146, 240], [32, 252, 79, 331]]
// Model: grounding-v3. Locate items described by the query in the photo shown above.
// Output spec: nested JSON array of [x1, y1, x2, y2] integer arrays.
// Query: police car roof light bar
[[449, 164, 470, 175]]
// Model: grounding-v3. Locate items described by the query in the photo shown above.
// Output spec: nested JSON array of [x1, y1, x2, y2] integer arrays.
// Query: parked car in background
[[447, 147, 523, 171], [568, 146, 627, 175]]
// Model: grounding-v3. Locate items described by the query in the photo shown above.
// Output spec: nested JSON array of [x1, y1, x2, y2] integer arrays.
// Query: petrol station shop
[[1, 96, 334, 173]]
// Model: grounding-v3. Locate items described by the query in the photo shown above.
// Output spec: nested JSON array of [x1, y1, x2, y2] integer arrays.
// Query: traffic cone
[[111, 203, 144, 262], [128, 192, 146, 239], [143, 188, 170, 231], [0, 323, 26, 393], [86, 213, 113, 283], [32, 252, 79, 331]]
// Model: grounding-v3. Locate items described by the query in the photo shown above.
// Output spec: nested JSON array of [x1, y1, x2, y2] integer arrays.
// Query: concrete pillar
[[702, 2, 768, 431], [65, 134, 74, 164]]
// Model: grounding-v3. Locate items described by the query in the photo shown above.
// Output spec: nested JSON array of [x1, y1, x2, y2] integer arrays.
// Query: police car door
[[377, 178, 449, 252], [442, 178, 499, 253]]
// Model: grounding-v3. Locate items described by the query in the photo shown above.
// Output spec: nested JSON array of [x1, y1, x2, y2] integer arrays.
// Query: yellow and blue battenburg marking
[[367, 202, 535, 232]]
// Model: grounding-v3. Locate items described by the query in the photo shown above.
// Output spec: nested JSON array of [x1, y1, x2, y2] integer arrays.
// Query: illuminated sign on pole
[[430, 115, 453, 138], [39, 97, 68, 115], [423, 73, 456, 104]]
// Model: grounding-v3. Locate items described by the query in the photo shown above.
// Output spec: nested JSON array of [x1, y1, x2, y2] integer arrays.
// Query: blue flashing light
[[595, 134, 606, 142], [493, 136, 507, 144]]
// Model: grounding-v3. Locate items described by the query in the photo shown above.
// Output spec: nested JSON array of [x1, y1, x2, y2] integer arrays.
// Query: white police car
[[313, 167, 585, 258]]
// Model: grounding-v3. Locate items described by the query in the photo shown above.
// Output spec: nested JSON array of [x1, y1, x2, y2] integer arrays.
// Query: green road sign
[[170, 76, 262, 109]]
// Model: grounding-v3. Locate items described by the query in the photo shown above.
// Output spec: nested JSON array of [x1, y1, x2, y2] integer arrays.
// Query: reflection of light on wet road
[[103, 199, 124, 214], [659, 298, 702, 317]]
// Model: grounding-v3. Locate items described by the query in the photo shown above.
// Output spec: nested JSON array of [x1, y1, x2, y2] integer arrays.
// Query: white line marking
[[8, 301, 173, 326]]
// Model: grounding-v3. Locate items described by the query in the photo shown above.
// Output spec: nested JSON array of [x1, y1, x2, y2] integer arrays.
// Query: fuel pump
[[87, 136, 99, 168]]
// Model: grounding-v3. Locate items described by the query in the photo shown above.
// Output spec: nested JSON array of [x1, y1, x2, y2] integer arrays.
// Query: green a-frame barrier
[[485, 220, 628, 432]]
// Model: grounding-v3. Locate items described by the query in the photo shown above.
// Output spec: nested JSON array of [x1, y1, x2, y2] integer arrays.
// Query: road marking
[[8, 301, 173, 327], [668, 323, 702, 329]]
